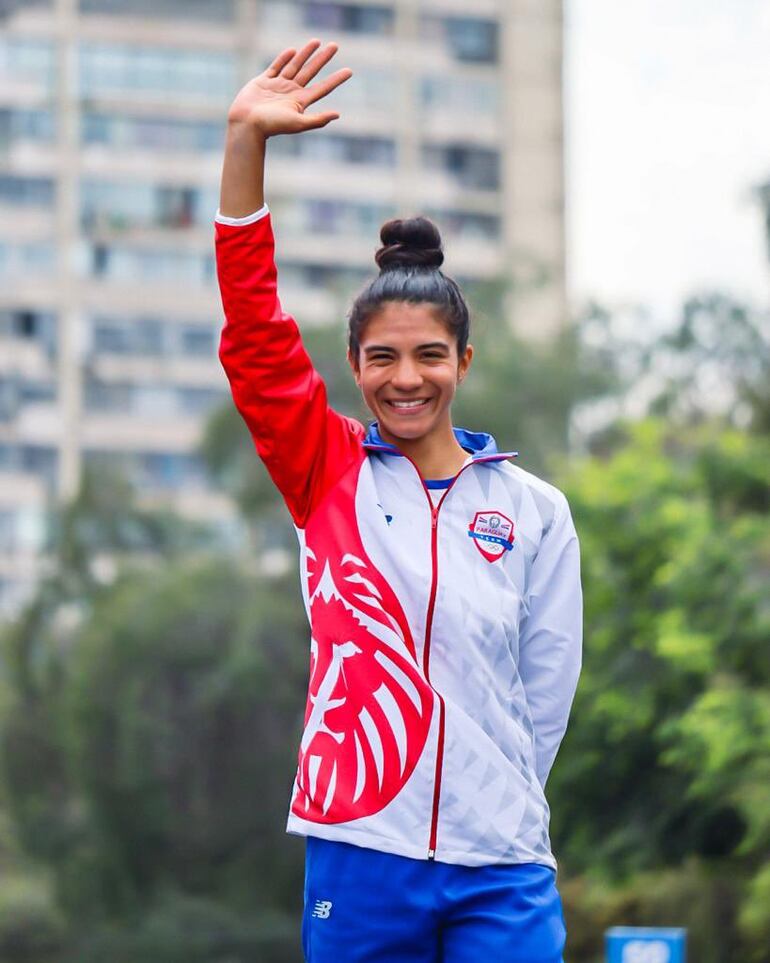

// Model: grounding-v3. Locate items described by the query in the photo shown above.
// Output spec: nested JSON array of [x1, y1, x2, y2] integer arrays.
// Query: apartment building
[[0, 0, 565, 615]]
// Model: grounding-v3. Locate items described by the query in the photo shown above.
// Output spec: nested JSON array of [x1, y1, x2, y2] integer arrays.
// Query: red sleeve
[[215, 211, 365, 528]]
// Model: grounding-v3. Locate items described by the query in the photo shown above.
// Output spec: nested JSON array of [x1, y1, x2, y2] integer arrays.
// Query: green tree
[[549, 418, 770, 963], [1, 556, 310, 961]]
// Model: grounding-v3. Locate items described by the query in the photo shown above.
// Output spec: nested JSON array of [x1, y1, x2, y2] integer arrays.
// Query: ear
[[457, 343, 474, 384], [347, 346, 361, 387]]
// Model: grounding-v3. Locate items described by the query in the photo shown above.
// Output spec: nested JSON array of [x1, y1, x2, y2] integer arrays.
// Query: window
[[0, 175, 55, 207], [260, 1, 300, 30], [0, 309, 56, 352], [270, 132, 396, 166], [20, 381, 56, 404], [328, 67, 394, 110], [421, 75, 499, 116], [0, 378, 18, 421], [21, 445, 57, 483], [81, 180, 156, 230], [137, 452, 206, 489], [445, 17, 498, 63], [422, 144, 500, 191], [81, 112, 221, 152], [157, 186, 196, 228], [132, 319, 163, 354], [0, 0, 52, 17], [0, 37, 54, 88], [0, 446, 12, 473], [78, 43, 235, 101], [79, 0, 234, 21], [85, 450, 208, 492], [0, 511, 15, 552], [277, 260, 370, 291], [177, 386, 225, 414], [15, 310, 37, 338], [92, 243, 109, 276], [304, 2, 394, 35], [0, 242, 55, 277], [84, 377, 131, 412], [425, 209, 500, 241], [0, 375, 52, 419], [0, 108, 55, 147], [420, 15, 499, 64], [88, 245, 213, 285], [297, 198, 395, 236], [180, 325, 214, 357], [90, 316, 216, 359], [194, 186, 219, 223], [81, 180, 210, 231], [92, 319, 132, 354]]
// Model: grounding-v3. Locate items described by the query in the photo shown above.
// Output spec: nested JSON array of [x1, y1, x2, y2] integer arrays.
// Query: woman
[[216, 38, 582, 963]]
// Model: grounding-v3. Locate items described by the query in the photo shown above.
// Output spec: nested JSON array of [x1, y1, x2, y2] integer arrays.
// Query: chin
[[380, 418, 432, 442]]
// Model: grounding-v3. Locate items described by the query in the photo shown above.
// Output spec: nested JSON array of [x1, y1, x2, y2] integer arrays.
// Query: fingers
[[264, 46, 296, 78], [282, 38, 322, 80], [301, 67, 353, 107], [294, 41, 339, 86]]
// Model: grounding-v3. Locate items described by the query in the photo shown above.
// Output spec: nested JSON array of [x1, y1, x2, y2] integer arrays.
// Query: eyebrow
[[362, 342, 451, 355]]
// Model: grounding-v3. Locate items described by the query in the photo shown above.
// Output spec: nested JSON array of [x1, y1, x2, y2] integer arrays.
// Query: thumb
[[300, 111, 340, 131]]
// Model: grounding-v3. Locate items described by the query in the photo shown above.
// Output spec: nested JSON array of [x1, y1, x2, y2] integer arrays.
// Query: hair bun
[[375, 216, 444, 272]]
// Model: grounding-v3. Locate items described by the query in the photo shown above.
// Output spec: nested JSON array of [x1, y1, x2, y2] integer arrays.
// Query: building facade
[[0, 0, 565, 615]]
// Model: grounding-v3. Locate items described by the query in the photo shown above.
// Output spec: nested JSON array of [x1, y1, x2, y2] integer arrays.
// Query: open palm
[[228, 39, 353, 137]]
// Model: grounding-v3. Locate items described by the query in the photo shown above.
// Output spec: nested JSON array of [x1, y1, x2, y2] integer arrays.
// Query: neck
[[378, 422, 469, 479]]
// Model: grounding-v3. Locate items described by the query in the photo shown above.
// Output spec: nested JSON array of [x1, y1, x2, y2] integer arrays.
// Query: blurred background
[[0, 1, 768, 961]]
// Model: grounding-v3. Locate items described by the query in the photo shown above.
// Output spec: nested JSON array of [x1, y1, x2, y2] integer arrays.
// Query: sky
[[564, 0, 770, 320]]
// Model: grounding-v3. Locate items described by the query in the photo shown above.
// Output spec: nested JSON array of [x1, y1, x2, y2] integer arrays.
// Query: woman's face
[[347, 301, 473, 447]]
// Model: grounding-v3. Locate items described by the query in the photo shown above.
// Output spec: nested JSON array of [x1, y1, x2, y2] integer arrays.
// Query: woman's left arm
[[518, 492, 583, 789]]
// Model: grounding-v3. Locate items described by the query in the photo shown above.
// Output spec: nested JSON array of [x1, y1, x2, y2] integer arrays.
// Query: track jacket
[[215, 204, 583, 869]]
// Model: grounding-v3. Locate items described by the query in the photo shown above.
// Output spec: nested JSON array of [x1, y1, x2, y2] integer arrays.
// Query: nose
[[390, 357, 424, 392]]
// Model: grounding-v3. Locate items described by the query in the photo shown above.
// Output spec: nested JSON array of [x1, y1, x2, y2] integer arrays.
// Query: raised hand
[[228, 39, 353, 137]]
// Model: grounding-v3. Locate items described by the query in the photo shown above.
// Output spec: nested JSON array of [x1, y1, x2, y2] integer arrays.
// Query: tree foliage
[[550, 419, 770, 963], [1, 557, 310, 960]]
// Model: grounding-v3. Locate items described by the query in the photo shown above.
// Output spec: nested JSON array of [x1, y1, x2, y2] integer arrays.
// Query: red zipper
[[425, 504, 444, 858], [413, 462, 477, 860]]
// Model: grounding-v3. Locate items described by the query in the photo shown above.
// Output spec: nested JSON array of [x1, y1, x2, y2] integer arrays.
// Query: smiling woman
[[348, 296, 473, 479], [215, 37, 582, 963], [345, 216, 473, 472]]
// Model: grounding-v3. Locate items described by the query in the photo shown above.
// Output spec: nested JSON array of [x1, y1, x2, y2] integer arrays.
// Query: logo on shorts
[[468, 510, 515, 563], [312, 899, 333, 919]]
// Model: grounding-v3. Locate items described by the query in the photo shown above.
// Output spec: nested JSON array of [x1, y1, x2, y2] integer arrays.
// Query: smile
[[385, 399, 431, 411]]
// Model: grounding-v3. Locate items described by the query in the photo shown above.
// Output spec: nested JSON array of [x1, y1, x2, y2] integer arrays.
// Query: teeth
[[390, 399, 427, 408]]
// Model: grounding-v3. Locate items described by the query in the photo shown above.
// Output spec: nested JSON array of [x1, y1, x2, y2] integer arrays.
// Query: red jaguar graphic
[[292, 474, 434, 824]]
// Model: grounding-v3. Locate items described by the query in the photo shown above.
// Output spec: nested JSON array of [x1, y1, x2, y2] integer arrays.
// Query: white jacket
[[216, 205, 583, 868]]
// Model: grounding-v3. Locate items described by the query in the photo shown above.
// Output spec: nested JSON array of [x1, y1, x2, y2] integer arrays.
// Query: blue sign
[[606, 927, 687, 963]]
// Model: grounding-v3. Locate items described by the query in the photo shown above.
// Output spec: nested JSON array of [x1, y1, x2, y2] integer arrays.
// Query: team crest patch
[[468, 510, 515, 563]]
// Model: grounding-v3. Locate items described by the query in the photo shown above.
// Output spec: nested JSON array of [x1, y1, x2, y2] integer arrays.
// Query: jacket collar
[[362, 422, 517, 463]]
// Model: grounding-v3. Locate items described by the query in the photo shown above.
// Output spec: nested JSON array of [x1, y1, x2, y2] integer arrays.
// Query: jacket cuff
[[215, 203, 270, 226]]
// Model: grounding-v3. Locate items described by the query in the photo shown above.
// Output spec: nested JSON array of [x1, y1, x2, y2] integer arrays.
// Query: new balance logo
[[312, 899, 333, 919]]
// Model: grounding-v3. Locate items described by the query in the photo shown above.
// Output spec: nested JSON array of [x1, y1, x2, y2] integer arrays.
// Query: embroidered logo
[[468, 510, 515, 563], [312, 899, 333, 919]]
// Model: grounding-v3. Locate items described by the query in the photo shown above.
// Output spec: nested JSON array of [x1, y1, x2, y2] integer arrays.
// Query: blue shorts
[[302, 837, 567, 962]]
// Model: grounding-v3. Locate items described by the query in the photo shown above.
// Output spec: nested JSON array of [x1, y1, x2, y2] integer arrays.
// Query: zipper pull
[[431, 508, 438, 529]]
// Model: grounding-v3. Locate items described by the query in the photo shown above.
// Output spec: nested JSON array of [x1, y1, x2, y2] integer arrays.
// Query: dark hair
[[347, 216, 470, 359]]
